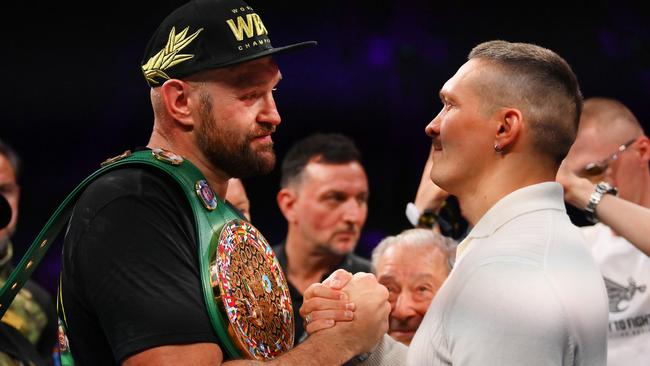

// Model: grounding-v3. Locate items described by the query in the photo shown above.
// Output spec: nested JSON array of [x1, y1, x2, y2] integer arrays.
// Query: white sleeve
[[356, 334, 408, 366]]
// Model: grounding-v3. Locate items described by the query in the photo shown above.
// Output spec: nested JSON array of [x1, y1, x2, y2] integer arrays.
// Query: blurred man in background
[[225, 178, 251, 221], [0, 138, 57, 365], [559, 97, 650, 366], [275, 132, 371, 343]]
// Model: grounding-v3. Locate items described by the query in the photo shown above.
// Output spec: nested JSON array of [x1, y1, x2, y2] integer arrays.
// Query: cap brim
[[214, 41, 317, 69]]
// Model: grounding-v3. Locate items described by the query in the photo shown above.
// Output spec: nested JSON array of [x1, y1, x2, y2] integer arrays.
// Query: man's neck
[[148, 131, 230, 198], [635, 174, 650, 209], [284, 232, 343, 294], [458, 158, 557, 226]]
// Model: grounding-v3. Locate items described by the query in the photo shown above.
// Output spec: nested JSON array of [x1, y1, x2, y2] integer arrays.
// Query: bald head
[[579, 97, 644, 139], [565, 97, 649, 204]]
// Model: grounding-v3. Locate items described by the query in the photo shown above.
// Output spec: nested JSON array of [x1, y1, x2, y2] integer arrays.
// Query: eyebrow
[[411, 273, 438, 282], [377, 274, 397, 282], [378, 273, 437, 282], [438, 89, 453, 103], [230, 71, 283, 89]]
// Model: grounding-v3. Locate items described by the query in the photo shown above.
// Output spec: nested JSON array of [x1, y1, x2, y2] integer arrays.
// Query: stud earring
[[494, 143, 503, 153]]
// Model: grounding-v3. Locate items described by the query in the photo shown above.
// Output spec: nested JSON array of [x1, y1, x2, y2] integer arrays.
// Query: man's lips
[[252, 134, 273, 144], [389, 330, 416, 342], [432, 138, 442, 151], [390, 328, 417, 334], [334, 230, 358, 238]]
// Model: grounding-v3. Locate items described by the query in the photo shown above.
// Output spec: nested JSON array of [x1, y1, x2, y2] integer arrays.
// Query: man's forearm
[[224, 331, 358, 366], [596, 194, 650, 257], [565, 179, 650, 257]]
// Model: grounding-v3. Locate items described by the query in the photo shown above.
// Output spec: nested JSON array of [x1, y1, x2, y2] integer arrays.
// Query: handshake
[[299, 270, 392, 360]]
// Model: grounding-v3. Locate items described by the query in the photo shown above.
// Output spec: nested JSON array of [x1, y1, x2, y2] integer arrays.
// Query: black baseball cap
[[141, 0, 316, 87]]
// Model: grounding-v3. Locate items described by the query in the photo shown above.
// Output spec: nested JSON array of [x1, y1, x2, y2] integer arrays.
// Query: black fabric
[[272, 242, 371, 344], [60, 165, 220, 365], [0, 195, 10, 229], [0, 322, 48, 365]]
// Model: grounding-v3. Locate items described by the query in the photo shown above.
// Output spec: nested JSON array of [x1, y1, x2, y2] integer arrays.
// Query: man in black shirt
[[59, 0, 390, 365], [275, 133, 371, 343]]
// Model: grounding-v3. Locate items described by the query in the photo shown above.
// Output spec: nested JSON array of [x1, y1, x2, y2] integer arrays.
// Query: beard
[[196, 93, 276, 178], [314, 236, 358, 257]]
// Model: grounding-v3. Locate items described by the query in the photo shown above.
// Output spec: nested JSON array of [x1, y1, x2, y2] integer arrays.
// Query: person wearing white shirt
[[559, 97, 650, 366], [302, 40, 609, 366]]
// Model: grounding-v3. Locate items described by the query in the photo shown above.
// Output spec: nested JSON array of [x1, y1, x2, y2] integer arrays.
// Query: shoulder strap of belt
[[0, 149, 243, 359]]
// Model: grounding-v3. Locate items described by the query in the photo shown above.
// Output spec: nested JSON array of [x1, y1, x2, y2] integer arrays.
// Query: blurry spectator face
[[225, 178, 251, 221], [565, 123, 644, 202], [287, 161, 368, 256], [0, 153, 19, 244], [376, 244, 449, 345]]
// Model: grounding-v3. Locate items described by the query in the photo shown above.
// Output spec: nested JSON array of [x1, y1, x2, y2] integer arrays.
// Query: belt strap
[[0, 149, 243, 359]]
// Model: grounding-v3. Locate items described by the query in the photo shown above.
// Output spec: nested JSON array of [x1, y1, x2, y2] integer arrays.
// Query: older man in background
[[372, 228, 455, 345]]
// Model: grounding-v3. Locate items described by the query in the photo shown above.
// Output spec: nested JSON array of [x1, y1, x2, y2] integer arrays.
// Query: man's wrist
[[345, 352, 371, 365], [566, 178, 595, 208], [302, 331, 360, 365], [405, 202, 438, 228], [585, 181, 618, 223], [417, 209, 438, 229], [405, 202, 420, 227]]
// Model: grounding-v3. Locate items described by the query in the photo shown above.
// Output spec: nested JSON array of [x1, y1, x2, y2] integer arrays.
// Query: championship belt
[[212, 219, 294, 358], [0, 148, 294, 363]]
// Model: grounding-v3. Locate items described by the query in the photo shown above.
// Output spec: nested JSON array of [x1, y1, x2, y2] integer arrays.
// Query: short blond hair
[[468, 40, 582, 165]]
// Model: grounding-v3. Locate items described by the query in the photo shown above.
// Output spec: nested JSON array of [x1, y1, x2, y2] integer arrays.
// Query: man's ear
[[277, 188, 298, 222], [160, 79, 195, 128], [494, 108, 523, 152], [635, 135, 650, 164]]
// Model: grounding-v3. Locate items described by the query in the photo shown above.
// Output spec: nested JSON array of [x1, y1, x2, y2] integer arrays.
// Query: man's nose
[[342, 199, 366, 225], [425, 112, 442, 138], [391, 292, 418, 320], [258, 93, 281, 126]]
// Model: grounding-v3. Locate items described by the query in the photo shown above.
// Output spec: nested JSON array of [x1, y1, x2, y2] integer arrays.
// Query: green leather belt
[[0, 148, 294, 361]]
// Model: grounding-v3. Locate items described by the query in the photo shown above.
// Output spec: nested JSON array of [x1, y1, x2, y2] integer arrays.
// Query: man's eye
[[325, 193, 346, 202], [417, 286, 432, 293], [241, 93, 259, 100], [385, 284, 399, 294]]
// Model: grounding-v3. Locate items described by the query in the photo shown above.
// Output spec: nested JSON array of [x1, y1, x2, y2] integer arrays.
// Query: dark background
[[3, 1, 649, 297]]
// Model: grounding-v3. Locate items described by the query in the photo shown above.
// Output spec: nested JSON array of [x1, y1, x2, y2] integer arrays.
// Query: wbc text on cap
[[141, 0, 316, 87]]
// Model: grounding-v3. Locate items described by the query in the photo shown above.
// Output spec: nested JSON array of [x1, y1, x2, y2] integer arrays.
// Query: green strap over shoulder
[[0, 148, 243, 359]]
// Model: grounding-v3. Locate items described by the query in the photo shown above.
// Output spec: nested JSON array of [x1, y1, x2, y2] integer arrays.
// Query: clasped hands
[[299, 269, 390, 353]]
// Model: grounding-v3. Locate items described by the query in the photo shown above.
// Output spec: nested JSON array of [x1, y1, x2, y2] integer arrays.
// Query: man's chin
[[388, 330, 415, 345], [254, 151, 276, 174], [330, 241, 357, 256], [233, 155, 275, 178]]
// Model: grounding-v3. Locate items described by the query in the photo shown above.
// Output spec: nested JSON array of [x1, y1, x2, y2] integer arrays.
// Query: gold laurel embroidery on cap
[[142, 26, 204, 85]]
